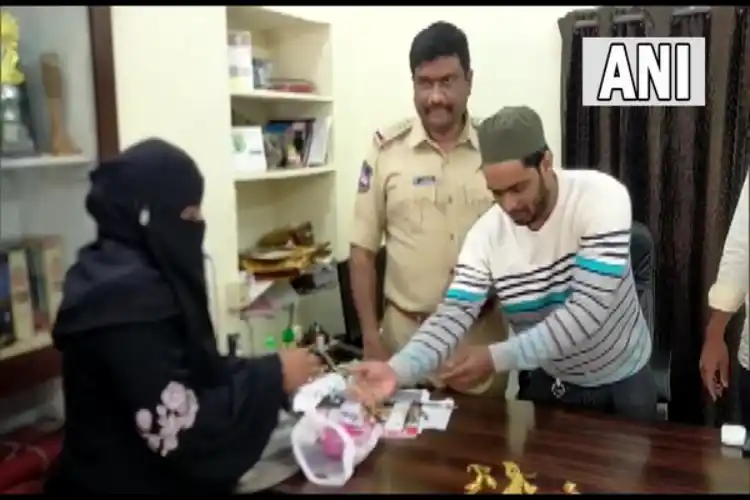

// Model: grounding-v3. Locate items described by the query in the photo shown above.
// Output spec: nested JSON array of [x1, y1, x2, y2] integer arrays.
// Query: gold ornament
[[1, 10, 25, 86]]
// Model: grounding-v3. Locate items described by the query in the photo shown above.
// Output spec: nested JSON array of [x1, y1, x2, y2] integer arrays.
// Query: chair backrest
[[337, 246, 386, 347], [630, 222, 655, 333], [630, 222, 671, 404]]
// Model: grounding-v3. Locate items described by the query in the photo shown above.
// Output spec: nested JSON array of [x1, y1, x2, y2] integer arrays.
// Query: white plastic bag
[[291, 403, 382, 487]]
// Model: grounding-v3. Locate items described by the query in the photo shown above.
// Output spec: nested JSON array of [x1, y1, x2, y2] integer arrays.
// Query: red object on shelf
[[269, 79, 316, 94]]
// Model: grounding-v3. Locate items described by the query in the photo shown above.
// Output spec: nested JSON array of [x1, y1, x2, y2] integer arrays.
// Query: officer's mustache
[[426, 105, 452, 114]]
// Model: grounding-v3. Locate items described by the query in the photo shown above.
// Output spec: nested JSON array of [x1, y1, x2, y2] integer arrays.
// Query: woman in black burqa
[[44, 138, 321, 493]]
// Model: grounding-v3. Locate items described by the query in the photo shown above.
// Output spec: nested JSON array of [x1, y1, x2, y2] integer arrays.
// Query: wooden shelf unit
[[224, 7, 337, 352], [225, 6, 336, 253]]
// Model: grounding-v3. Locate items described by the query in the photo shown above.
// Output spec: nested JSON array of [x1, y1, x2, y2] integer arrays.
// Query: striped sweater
[[389, 169, 652, 387]]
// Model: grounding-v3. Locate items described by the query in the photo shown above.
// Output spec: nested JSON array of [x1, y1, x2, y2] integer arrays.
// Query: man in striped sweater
[[351, 106, 657, 421]]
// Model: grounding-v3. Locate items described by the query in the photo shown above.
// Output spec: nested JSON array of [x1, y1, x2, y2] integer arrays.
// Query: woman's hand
[[278, 348, 323, 394]]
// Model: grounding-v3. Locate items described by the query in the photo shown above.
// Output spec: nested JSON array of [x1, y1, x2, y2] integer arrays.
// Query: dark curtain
[[559, 6, 750, 426]]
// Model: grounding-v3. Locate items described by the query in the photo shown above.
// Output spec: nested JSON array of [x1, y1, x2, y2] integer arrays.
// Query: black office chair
[[630, 221, 671, 420], [336, 246, 387, 350]]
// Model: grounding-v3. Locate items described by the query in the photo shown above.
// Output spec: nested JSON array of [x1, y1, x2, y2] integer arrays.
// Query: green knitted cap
[[477, 106, 547, 165]]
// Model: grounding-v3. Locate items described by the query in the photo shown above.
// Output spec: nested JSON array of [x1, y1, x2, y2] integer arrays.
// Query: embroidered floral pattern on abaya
[[135, 381, 199, 456]]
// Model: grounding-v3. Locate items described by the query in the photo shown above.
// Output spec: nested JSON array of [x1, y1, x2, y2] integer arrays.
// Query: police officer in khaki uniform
[[348, 21, 508, 397]]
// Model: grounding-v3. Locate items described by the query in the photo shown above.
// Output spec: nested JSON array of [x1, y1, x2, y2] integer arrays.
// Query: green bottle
[[264, 335, 278, 352], [281, 327, 296, 348]]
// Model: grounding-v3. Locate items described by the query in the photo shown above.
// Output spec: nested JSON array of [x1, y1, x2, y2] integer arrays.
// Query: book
[[264, 120, 313, 169], [231, 126, 267, 175], [0, 241, 35, 346], [20, 236, 64, 331]]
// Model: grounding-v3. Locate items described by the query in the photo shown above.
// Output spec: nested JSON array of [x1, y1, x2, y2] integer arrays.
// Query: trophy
[[0, 9, 36, 158], [40, 53, 80, 156]]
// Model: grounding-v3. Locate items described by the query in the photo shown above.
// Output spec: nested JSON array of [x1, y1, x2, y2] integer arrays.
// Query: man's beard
[[528, 175, 552, 226]]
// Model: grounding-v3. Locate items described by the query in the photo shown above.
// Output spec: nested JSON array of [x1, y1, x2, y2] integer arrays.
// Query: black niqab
[[53, 138, 223, 386]]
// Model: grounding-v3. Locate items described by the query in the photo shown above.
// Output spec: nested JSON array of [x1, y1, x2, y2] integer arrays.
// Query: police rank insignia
[[358, 161, 373, 193]]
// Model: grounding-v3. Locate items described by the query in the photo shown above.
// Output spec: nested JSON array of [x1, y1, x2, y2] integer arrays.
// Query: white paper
[[721, 424, 747, 448], [383, 401, 411, 432], [244, 281, 299, 317], [292, 379, 455, 434], [306, 117, 331, 166], [419, 398, 456, 431], [390, 389, 428, 403]]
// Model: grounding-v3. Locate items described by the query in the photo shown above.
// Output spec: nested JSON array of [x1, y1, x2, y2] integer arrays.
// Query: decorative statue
[[40, 52, 80, 156], [0, 9, 36, 157]]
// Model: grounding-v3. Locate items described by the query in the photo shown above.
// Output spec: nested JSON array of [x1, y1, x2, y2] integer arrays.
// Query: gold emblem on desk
[[501, 461, 538, 494], [463, 461, 580, 494], [464, 464, 498, 494], [563, 481, 580, 494]]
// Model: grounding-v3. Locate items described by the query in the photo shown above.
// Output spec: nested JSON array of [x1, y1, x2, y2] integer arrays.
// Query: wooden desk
[[276, 396, 749, 494]]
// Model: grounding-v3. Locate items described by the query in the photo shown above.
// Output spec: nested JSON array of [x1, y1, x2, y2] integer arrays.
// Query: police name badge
[[412, 175, 436, 186], [358, 161, 373, 193]]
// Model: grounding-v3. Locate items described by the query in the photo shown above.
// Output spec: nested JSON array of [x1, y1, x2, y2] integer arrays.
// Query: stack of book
[[0, 235, 64, 356], [231, 117, 332, 175]]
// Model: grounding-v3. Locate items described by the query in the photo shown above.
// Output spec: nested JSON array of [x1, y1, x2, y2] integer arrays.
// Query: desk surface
[[277, 397, 749, 494]]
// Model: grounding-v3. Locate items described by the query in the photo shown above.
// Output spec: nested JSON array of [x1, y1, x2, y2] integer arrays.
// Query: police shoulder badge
[[358, 161, 373, 193]]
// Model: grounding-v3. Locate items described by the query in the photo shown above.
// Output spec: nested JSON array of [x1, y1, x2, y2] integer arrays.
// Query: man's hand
[[362, 330, 390, 361], [439, 345, 494, 390], [439, 344, 472, 392], [700, 335, 730, 401], [347, 361, 398, 406], [278, 348, 323, 394]]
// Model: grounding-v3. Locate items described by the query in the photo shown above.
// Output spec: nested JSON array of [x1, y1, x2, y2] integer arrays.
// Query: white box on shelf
[[227, 30, 255, 90], [231, 126, 267, 175]]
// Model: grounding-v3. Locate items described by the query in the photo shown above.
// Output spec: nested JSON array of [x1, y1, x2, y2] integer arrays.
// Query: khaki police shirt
[[351, 116, 497, 315]]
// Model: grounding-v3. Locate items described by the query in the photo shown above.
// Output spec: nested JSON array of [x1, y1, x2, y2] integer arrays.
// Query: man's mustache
[[426, 106, 452, 114]]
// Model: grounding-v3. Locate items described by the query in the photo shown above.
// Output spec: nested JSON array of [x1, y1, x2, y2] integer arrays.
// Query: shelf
[[0, 333, 53, 361], [231, 87, 332, 104], [226, 4, 336, 325], [235, 165, 334, 182], [0, 154, 93, 172]]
